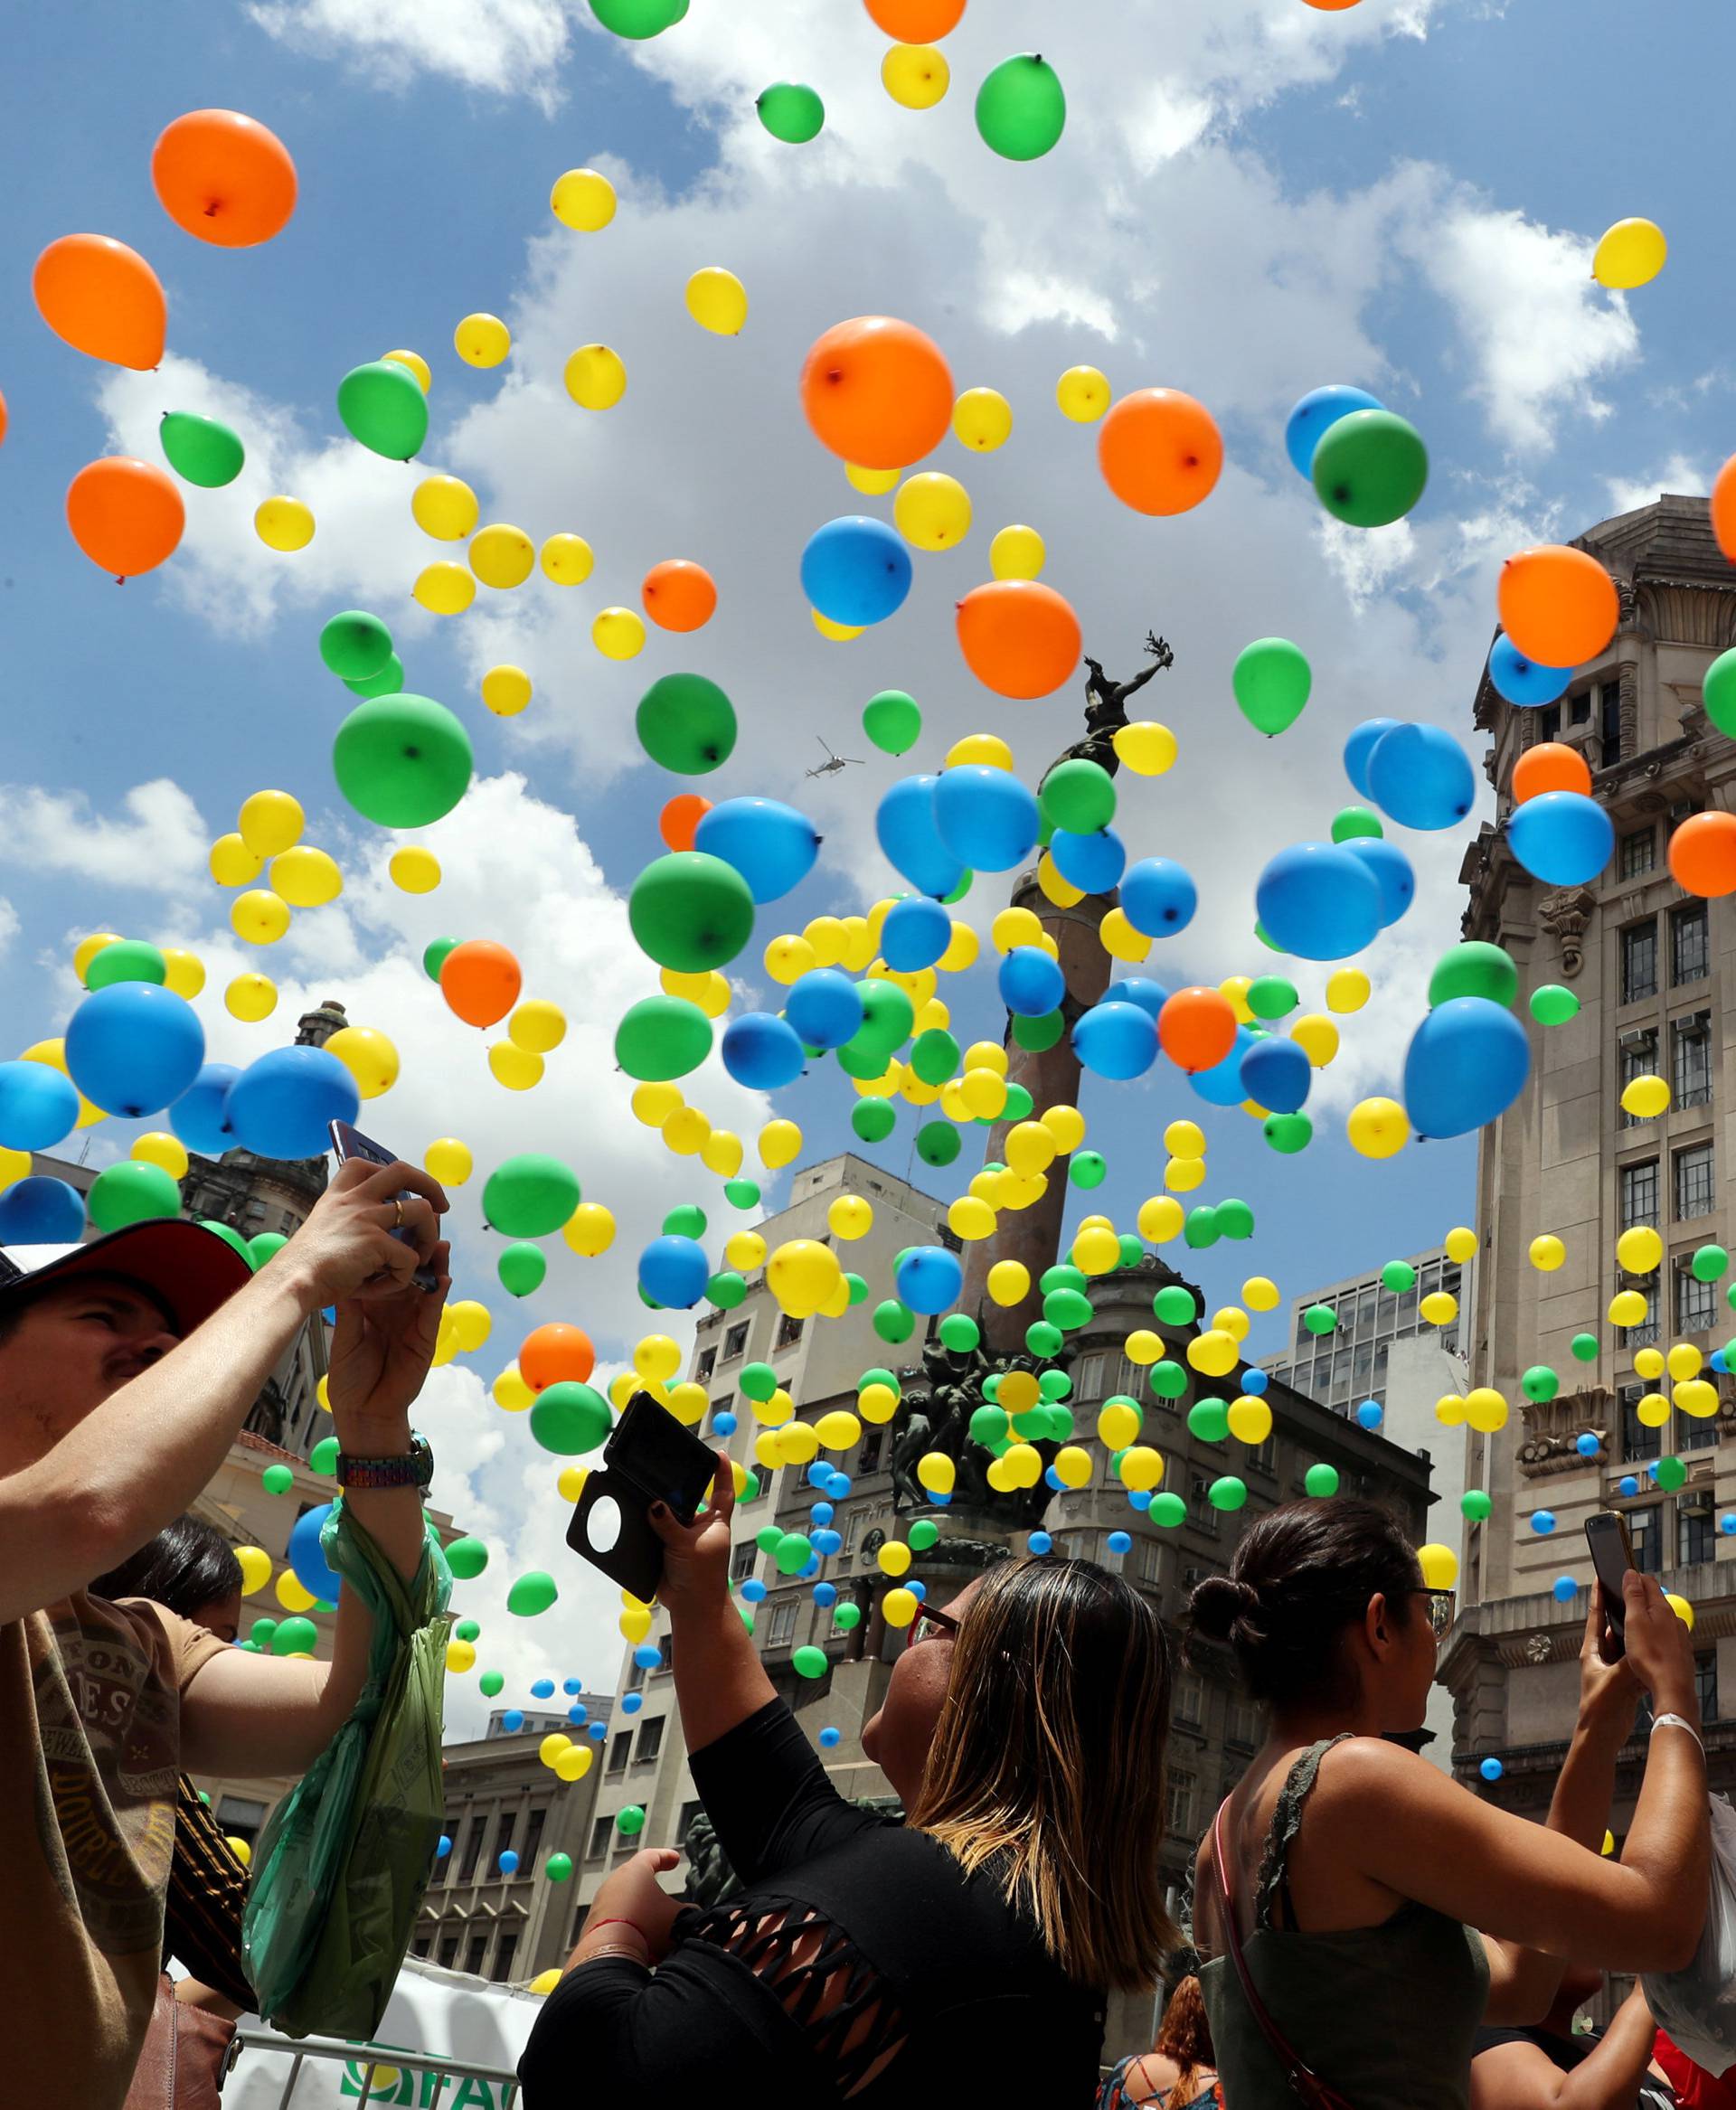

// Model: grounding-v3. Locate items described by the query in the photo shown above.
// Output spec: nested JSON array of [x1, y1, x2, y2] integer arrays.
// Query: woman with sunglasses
[[521, 1451, 1175, 2105], [1186, 1498, 1709, 2110]]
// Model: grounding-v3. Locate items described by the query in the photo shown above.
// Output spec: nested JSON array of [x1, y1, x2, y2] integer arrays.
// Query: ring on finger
[[392, 1198, 405, 1229]]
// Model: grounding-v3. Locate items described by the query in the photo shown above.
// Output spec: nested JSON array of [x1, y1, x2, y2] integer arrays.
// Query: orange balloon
[[956, 580, 1081, 700], [0, 390, 7, 447], [1669, 812, 1736, 899], [642, 560, 718, 633], [1495, 546, 1618, 669], [65, 457, 184, 578], [152, 109, 297, 247], [800, 315, 954, 471], [1300, 0, 1362, 9], [1511, 741, 1591, 805], [439, 938, 523, 1028], [1158, 986, 1237, 1073], [33, 234, 166, 369], [1098, 388, 1222, 516], [863, 0, 965, 34], [520, 1323, 596, 1393], [1711, 454, 1736, 566], [660, 794, 713, 852]]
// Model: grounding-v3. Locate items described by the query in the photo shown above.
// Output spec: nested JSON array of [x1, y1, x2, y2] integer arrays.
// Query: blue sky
[[4, 0, 1731, 1701]]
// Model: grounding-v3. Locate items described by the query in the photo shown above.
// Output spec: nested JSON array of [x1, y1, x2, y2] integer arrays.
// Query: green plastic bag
[[242, 1500, 453, 2037]]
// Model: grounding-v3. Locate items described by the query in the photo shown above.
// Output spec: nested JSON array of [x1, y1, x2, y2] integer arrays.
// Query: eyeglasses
[[1422, 1588, 1457, 1639], [903, 1603, 962, 1653]]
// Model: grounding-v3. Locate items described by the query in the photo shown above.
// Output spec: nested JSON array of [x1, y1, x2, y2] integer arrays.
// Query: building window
[[1618, 1280, 1660, 1351], [1227, 1695, 1260, 1748], [1673, 903, 1710, 986], [1536, 702, 1561, 743], [1697, 1653, 1720, 1723], [766, 1597, 798, 1647], [1628, 1504, 1661, 1576], [412, 1936, 431, 1960], [722, 1322, 750, 1361], [1137, 1537, 1163, 1586], [627, 1656, 646, 1690], [1620, 1035, 1659, 1127], [1074, 1352, 1107, 1400], [1190, 1476, 1222, 1534], [588, 1815, 613, 1860], [1166, 1772, 1196, 1833], [1674, 1013, 1712, 1109], [1676, 1144, 1716, 1220], [1620, 1385, 1661, 1464], [696, 1346, 716, 1382], [492, 1933, 518, 1983], [1620, 827, 1655, 878], [676, 1799, 704, 1847], [493, 1813, 515, 1868], [731, 1541, 758, 1583], [607, 1730, 632, 1776], [636, 1717, 665, 1766], [1600, 680, 1623, 767], [1680, 1503, 1715, 1570], [1620, 923, 1657, 1004], [1620, 1160, 1660, 1229], [1571, 690, 1592, 726], [438, 1934, 460, 1969], [1175, 1668, 1203, 1726], [522, 1808, 546, 1872], [1677, 1267, 1718, 1336], [841, 1511, 863, 1555], [858, 1431, 882, 1474], [465, 1936, 488, 1977], [776, 1312, 804, 1350], [458, 1816, 487, 1882]]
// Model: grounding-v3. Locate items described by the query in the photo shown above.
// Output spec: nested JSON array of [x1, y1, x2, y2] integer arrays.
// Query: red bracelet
[[588, 1917, 650, 1945]]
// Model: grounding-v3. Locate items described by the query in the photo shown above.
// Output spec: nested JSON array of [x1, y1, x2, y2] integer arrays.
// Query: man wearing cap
[[0, 1154, 449, 2110]]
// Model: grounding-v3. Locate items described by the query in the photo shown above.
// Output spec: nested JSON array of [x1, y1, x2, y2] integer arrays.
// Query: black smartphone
[[566, 1391, 720, 1602], [1585, 1512, 1635, 1660], [328, 1119, 440, 1292]]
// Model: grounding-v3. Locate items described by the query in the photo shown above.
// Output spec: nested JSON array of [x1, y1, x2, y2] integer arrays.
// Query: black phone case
[[1585, 1514, 1633, 1659], [565, 1395, 716, 1603]]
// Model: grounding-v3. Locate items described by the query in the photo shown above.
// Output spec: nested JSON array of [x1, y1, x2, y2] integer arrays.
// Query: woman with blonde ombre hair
[[521, 1457, 1175, 2105]]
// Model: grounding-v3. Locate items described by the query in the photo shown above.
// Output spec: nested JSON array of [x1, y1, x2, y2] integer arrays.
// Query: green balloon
[[1530, 984, 1580, 1026], [1040, 758, 1117, 834], [909, 1518, 939, 1552], [319, 610, 395, 683], [755, 1524, 784, 1553], [1013, 1009, 1066, 1052], [530, 1380, 613, 1456], [1246, 975, 1298, 1021], [499, 1241, 548, 1297], [1025, 1320, 1063, 1358], [757, 81, 825, 142], [1461, 1488, 1493, 1521], [855, 979, 915, 1056], [1693, 1244, 1730, 1283], [248, 1231, 288, 1268], [975, 52, 1066, 160], [262, 1463, 295, 1494], [863, 690, 922, 755], [627, 852, 756, 973], [590, 0, 686, 34], [309, 1436, 339, 1475], [1264, 1112, 1313, 1154], [615, 994, 712, 1080], [852, 1098, 897, 1143], [706, 1269, 747, 1308], [1569, 1332, 1600, 1362], [941, 869, 974, 906], [447, 1536, 489, 1578], [546, 1851, 574, 1881], [201, 1219, 256, 1267], [1070, 1151, 1108, 1189], [910, 1028, 960, 1086], [1703, 646, 1736, 738], [1153, 1284, 1195, 1325], [1216, 1198, 1254, 1241], [454, 1617, 480, 1642], [423, 937, 458, 982], [723, 1178, 760, 1210], [1303, 1303, 1337, 1336], [776, 1532, 814, 1576], [1311, 409, 1429, 528], [859, 1368, 899, 1397], [833, 1600, 863, 1631], [1330, 806, 1383, 843], [1043, 1287, 1091, 1331], [479, 1669, 504, 1697], [249, 1617, 278, 1647], [1522, 1364, 1560, 1402], [664, 1203, 707, 1239], [507, 1571, 559, 1616], [1305, 1463, 1341, 1498], [1042, 1265, 1086, 1294], [1151, 1360, 1188, 1399], [1117, 1233, 1144, 1269], [616, 1804, 646, 1836], [347, 651, 406, 699], [1184, 1206, 1220, 1250], [1231, 637, 1312, 738], [1151, 1491, 1187, 1528], [970, 1404, 1009, 1446], [333, 693, 473, 827], [86, 938, 167, 990], [1189, 1399, 1230, 1442], [916, 1120, 960, 1166], [484, 1154, 580, 1238], [636, 673, 738, 775], [1012, 1406, 1048, 1440], [1656, 1455, 1687, 1493], [272, 1615, 318, 1656], [1209, 1475, 1249, 1512], [874, 1299, 915, 1343], [1429, 941, 1518, 1010], [159, 410, 245, 487], [741, 1361, 778, 1402], [1003, 1082, 1034, 1123], [1381, 1260, 1417, 1294], [792, 1643, 829, 1679], [336, 360, 429, 461], [88, 1164, 184, 1232]]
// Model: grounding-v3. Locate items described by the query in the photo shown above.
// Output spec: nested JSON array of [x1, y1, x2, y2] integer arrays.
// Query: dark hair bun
[[1188, 1573, 1258, 1640]]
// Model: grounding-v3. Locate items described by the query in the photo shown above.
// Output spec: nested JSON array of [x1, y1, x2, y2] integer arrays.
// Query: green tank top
[[1198, 1736, 1489, 2110]]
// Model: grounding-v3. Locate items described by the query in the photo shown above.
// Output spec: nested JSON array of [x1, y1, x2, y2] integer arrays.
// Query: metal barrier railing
[[230, 2026, 521, 2108]]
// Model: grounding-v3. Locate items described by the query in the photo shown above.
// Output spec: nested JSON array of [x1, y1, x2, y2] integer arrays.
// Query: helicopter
[[806, 737, 864, 778]]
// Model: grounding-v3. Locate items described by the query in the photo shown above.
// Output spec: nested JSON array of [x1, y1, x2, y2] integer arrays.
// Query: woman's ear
[[1365, 1590, 1392, 1651]]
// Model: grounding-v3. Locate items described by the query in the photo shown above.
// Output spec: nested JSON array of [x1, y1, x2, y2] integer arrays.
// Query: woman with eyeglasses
[[1186, 1498, 1709, 2110], [521, 1451, 1175, 2105]]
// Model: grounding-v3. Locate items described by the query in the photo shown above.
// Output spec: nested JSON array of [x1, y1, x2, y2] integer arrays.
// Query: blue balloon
[[694, 797, 820, 904], [740, 1578, 766, 1603], [818, 1725, 842, 1747], [1120, 858, 1198, 937], [826, 1471, 852, 1498], [569, 1703, 589, 1722], [785, 969, 863, 1050], [1190, 1024, 1260, 1107], [224, 1046, 360, 1159], [1531, 1510, 1556, 1535], [1255, 842, 1383, 961], [502, 1709, 524, 1731], [0, 1060, 79, 1152], [1575, 1431, 1601, 1456], [1507, 791, 1613, 886], [1479, 1757, 1504, 1782], [0, 1175, 86, 1245], [1344, 717, 1401, 800], [1344, 836, 1416, 927], [1618, 1475, 1639, 1499], [931, 766, 1040, 871], [895, 1245, 963, 1314], [721, 1012, 807, 1090], [712, 1409, 738, 1435], [1285, 385, 1384, 477], [64, 983, 204, 1120], [170, 1063, 242, 1155], [436, 1835, 452, 1859], [632, 1644, 661, 1669], [1112, 976, 1171, 1022], [638, 1233, 711, 1307], [1366, 723, 1476, 832], [499, 1850, 520, 1875], [1552, 1575, 1579, 1602], [1128, 1489, 1153, 1511], [1028, 1530, 1053, 1555], [619, 1691, 643, 1714], [288, 1501, 341, 1601], [881, 897, 952, 971], [1241, 1367, 1269, 1396], [1072, 1000, 1158, 1080], [563, 1676, 582, 1694], [1402, 997, 1530, 1139], [1049, 825, 1126, 894], [810, 1502, 835, 1525], [1108, 1530, 1132, 1555], [1356, 1400, 1383, 1429], [587, 1721, 608, 1739], [799, 515, 911, 626], [531, 1677, 555, 1697], [1240, 1035, 1311, 1114], [812, 1531, 842, 1558], [875, 775, 965, 899], [999, 946, 1065, 1017], [1488, 634, 1571, 708]]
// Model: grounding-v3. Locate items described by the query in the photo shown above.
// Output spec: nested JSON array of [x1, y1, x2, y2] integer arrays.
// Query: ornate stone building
[[1439, 495, 1736, 1820]]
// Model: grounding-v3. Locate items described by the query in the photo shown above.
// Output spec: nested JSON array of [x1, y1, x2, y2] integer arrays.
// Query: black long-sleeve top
[[519, 1700, 1107, 2104]]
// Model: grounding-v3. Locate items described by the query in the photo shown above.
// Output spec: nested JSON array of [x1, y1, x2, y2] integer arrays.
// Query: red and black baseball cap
[[0, 1219, 255, 1338]]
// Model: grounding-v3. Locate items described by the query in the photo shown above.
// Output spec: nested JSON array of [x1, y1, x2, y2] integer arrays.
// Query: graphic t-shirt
[[2, 1589, 226, 2110]]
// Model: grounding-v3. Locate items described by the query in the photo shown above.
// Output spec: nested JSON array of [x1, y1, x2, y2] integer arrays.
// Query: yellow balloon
[[225, 972, 277, 1022], [1037, 850, 1086, 907], [557, 1465, 588, 1503], [593, 607, 646, 659], [510, 999, 567, 1054], [811, 1408, 860, 1455], [412, 474, 479, 542], [1118, 1446, 1165, 1493], [231, 889, 290, 945], [1215, 1306, 1250, 1342], [635, 1333, 683, 1383], [414, 561, 476, 615], [1529, 1234, 1565, 1272], [562, 1202, 615, 1257], [992, 906, 1043, 954], [1164, 1119, 1205, 1157], [963, 1040, 1007, 1077], [1435, 1394, 1466, 1426], [446, 1638, 477, 1674], [1043, 1103, 1086, 1153], [812, 608, 863, 641], [951, 387, 1012, 453], [539, 1733, 573, 1768], [882, 40, 950, 108], [1667, 1341, 1703, 1382], [1347, 1097, 1409, 1160], [632, 1081, 683, 1126], [489, 1041, 544, 1091], [980, 1258, 1026, 1308], [1099, 907, 1151, 962], [1227, 1396, 1273, 1446], [762, 933, 816, 984], [555, 1745, 592, 1785], [1634, 1345, 1665, 1380], [828, 1193, 873, 1240], [448, 1300, 491, 1353], [482, 664, 533, 716], [760, 1118, 802, 1170], [700, 1128, 743, 1177], [131, 1130, 188, 1179], [838, 917, 877, 972], [1417, 1542, 1459, 1590], [1465, 1388, 1508, 1432], [209, 834, 261, 888], [425, 1136, 473, 1185], [859, 1381, 899, 1425], [939, 922, 979, 973], [845, 461, 901, 495], [1665, 1590, 1695, 1631], [454, 312, 511, 367], [1111, 721, 1176, 778], [222, 1545, 271, 1602], [943, 1195, 992, 1241], [270, 844, 343, 907], [1243, 1275, 1281, 1313], [155, 947, 203, 999], [685, 267, 748, 334], [1290, 1014, 1339, 1068], [276, 1568, 318, 1613], [1187, 1329, 1239, 1377], [18, 1038, 102, 1130], [1620, 1073, 1669, 1120], [982, 524, 1047, 587], [73, 931, 124, 984], [1609, 1288, 1649, 1327], [390, 846, 441, 894], [255, 495, 314, 551], [1073, 1226, 1120, 1276], [1138, 1194, 1183, 1242], [1220, 975, 1255, 1026], [469, 523, 535, 590], [767, 1239, 842, 1317], [1056, 365, 1110, 422], [565, 343, 627, 410], [1592, 217, 1666, 290], [1165, 1155, 1206, 1193], [1420, 1290, 1458, 1325], [382, 347, 431, 391], [1098, 1399, 1141, 1451], [0, 1144, 29, 1192], [894, 471, 972, 551], [239, 788, 303, 857], [1617, 1224, 1663, 1274], [541, 532, 594, 586], [665, 1380, 708, 1426], [947, 731, 1014, 772], [1005, 1121, 1057, 1175], [551, 166, 617, 231], [1326, 967, 1371, 1014], [325, 1025, 399, 1099], [1678, 1379, 1719, 1419]]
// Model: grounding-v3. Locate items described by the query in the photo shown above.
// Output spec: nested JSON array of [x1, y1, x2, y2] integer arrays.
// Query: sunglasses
[[1422, 1588, 1457, 1639], [903, 1602, 962, 1652]]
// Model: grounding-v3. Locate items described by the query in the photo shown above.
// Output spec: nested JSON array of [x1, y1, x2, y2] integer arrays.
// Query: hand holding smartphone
[[1585, 1511, 1635, 1661], [566, 1392, 719, 1602], [328, 1119, 441, 1292]]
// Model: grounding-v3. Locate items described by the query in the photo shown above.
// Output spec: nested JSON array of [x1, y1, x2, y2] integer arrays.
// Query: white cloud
[[0, 899, 18, 958], [1604, 451, 1710, 520], [0, 779, 208, 895], [247, 0, 576, 105]]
